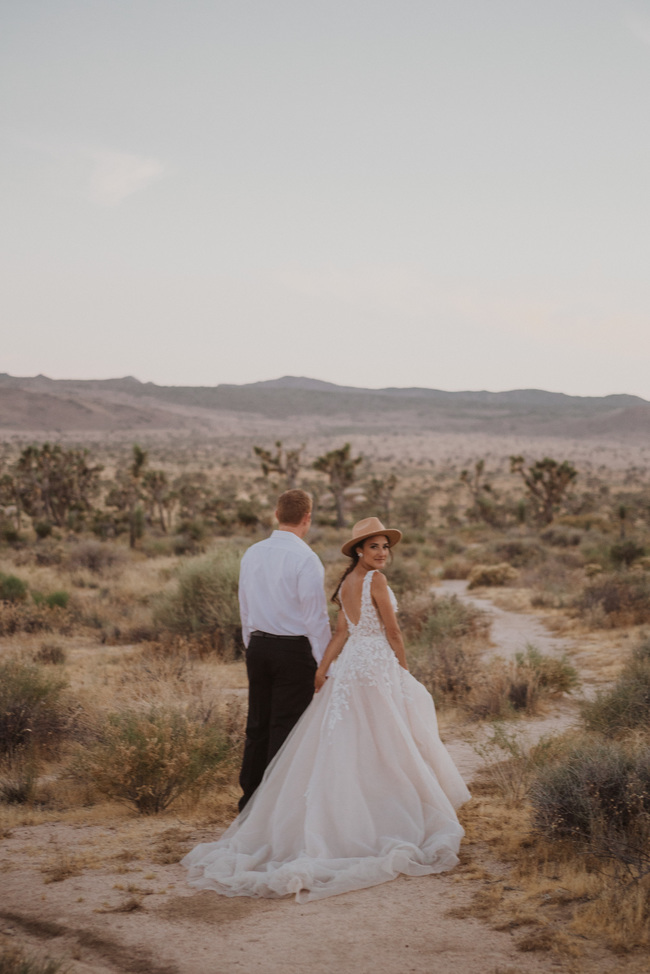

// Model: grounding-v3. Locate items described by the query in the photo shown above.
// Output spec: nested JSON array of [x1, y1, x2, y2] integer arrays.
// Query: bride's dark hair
[[331, 549, 360, 606], [331, 536, 393, 606]]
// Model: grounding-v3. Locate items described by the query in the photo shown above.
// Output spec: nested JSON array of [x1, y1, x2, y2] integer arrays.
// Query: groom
[[237, 489, 331, 811]]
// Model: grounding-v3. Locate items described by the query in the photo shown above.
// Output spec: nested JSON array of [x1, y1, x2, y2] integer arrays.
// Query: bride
[[182, 517, 471, 902]]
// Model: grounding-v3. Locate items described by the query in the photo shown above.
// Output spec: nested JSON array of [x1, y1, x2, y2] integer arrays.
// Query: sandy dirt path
[[0, 586, 644, 974]]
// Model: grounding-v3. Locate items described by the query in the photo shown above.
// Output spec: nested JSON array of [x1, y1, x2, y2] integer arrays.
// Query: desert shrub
[[407, 595, 489, 702], [401, 591, 487, 646], [34, 520, 53, 539], [33, 543, 64, 566], [582, 637, 650, 737], [0, 751, 39, 805], [0, 572, 28, 602], [580, 536, 612, 568], [32, 590, 70, 610], [34, 641, 67, 665], [410, 642, 473, 701], [574, 572, 650, 627], [154, 548, 243, 655], [609, 540, 646, 568], [468, 563, 518, 589], [384, 557, 426, 597], [465, 648, 573, 720], [422, 593, 486, 644], [514, 644, 579, 695], [540, 526, 583, 547], [530, 739, 650, 878], [472, 723, 558, 802], [0, 660, 68, 757], [465, 657, 538, 719], [523, 559, 584, 609], [490, 539, 546, 567], [0, 525, 25, 545], [0, 947, 66, 974], [236, 501, 259, 528], [440, 558, 473, 580], [0, 601, 70, 637], [77, 706, 234, 814], [65, 539, 125, 574], [584, 562, 604, 577]]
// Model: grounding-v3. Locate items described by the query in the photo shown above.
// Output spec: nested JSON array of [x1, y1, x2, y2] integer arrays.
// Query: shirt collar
[[271, 529, 310, 548]]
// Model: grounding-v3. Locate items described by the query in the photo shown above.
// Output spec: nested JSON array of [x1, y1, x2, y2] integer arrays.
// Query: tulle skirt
[[182, 666, 470, 902]]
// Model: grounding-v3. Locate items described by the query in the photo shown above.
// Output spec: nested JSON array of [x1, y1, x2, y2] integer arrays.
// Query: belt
[[251, 630, 307, 641]]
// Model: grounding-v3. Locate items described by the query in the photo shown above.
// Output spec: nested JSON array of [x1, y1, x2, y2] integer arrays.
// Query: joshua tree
[[459, 460, 494, 523], [8, 443, 102, 530], [510, 456, 578, 525], [106, 445, 148, 547], [313, 443, 363, 528], [143, 469, 173, 532], [365, 474, 398, 522], [253, 441, 305, 489]]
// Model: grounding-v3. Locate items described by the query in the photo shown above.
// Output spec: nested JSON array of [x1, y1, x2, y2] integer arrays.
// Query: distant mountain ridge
[[0, 373, 648, 438]]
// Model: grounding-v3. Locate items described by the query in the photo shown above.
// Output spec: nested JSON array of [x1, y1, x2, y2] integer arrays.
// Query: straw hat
[[341, 517, 402, 557]]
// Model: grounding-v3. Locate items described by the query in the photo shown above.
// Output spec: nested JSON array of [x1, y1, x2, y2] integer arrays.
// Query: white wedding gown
[[182, 570, 471, 902]]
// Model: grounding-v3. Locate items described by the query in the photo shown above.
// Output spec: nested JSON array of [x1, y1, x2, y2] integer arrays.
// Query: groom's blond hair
[[276, 489, 312, 526]]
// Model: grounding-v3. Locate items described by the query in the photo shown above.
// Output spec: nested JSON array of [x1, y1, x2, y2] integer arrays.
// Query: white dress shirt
[[238, 530, 332, 663]]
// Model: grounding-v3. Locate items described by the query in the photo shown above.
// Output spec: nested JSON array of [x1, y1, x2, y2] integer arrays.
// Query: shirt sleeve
[[296, 552, 332, 663], [238, 552, 251, 648]]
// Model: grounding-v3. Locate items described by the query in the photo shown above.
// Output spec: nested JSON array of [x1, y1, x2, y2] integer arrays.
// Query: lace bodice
[[327, 570, 403, 732]]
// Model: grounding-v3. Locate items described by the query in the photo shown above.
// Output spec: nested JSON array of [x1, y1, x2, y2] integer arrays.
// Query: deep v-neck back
[[340, 570, 375, 630]]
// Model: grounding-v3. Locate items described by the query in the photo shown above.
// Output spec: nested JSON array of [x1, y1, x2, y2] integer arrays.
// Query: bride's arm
[[371, 572, 409, 670], [314, 611, 348, 692]]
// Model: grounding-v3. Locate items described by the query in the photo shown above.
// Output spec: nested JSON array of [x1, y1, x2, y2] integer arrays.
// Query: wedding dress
[[182, 570, 470, 902]]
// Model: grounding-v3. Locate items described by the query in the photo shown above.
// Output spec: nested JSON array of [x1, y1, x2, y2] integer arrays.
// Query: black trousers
[[238, 634, 316, 812]]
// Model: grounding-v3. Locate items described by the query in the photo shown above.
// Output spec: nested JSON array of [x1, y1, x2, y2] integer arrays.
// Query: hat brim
[[341, 528, 402, 557]]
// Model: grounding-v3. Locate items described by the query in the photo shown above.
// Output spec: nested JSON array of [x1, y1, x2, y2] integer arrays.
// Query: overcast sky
[[2, 0, 650, 398]]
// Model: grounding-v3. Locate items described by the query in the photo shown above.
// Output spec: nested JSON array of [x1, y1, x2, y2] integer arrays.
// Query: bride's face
[[358, 534, 391, 571]]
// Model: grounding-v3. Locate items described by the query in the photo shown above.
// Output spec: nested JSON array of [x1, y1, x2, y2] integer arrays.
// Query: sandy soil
[[1, 588, 647, 974]]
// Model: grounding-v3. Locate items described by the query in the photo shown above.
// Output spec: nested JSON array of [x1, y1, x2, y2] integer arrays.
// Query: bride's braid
[[331, 550, 360, 605]]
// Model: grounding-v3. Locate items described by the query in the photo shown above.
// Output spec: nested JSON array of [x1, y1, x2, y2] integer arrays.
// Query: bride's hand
[[314, 668, 327, 693]]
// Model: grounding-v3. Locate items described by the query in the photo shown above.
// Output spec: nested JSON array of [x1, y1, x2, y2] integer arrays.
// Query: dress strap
[[361, 569, 375, 608]]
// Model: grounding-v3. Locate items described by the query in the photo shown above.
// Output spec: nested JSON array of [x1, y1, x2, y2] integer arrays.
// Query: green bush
[[0, 660, 68, 757], [34, 520, 53, 539], [77, 706, 234, 814], [582, 637, 650, 736], [422, 594, 486, 644], [154, 548, 243, 655], [0, 573, 28, 602], [530, 739, 650, 877], [32, 590, 70, 610]]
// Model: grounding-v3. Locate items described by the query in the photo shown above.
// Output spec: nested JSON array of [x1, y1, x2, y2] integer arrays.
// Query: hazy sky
[[2, 0, 650, 397]]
